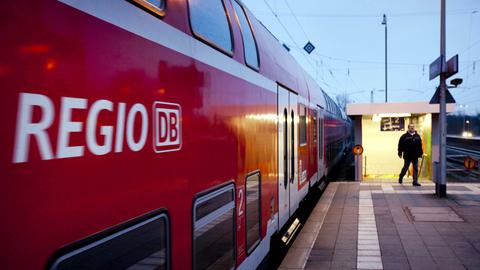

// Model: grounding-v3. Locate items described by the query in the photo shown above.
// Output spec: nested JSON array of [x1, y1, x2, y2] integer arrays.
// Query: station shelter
[[347, 102, 455, 181]]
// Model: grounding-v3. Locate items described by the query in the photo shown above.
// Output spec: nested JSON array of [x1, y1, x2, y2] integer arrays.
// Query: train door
[[318, 108, 325, 179], [278, 85, 299, 229]]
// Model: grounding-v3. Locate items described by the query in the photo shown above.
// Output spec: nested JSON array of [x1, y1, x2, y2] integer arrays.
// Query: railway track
[[446, 136, 480, 182]]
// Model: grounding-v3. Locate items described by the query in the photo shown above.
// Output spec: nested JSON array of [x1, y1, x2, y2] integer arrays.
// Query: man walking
[[398, 123, 423, 186]]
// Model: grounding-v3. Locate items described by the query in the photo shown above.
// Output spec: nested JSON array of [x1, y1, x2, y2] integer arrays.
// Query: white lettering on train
[[12, 92, 180, 163], [114, 103, 126, 153], [153, 102, 182, 153], [126, 103, 148, 152], [57, 97, 87, 159], [87, 99, 113, 155], [14, 93, 55, 163]]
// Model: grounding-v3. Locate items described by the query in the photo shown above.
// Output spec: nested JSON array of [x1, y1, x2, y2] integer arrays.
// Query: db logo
[[152, 102, 182, 153]]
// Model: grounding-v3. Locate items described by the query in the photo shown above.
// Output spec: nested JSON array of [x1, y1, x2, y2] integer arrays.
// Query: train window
[[232, 0, 259, 70], [189, 0, 233, 55], [193, 184, 235, 270], [245, 171, 261, 254], [50, 212, 170, 270], [129, 0, 166, 17], [299, 105, 307, 145]]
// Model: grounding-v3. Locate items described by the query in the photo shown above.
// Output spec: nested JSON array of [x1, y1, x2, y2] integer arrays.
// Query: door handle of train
[[290, 110, 295, 183], [284, 109, 288, 189]]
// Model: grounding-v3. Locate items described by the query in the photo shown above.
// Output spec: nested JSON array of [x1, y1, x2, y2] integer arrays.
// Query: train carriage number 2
[[238, 188, 244, 217]]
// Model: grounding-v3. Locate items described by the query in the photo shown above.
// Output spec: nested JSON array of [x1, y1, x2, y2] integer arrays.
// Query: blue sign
[[303, 42, 315, 54], [445, 54, 458, 79], [429, 55, 444, 80]]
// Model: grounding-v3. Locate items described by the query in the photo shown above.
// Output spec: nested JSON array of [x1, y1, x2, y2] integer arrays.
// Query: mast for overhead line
[[438, 0, 447, 197]]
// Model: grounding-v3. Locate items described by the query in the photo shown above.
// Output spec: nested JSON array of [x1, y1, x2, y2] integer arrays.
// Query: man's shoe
[[399, 178, 403, 184], [413, 182, 421, 186]]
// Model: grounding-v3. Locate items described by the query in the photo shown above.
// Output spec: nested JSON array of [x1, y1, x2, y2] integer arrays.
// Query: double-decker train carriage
[[0, 0, 352, 269]]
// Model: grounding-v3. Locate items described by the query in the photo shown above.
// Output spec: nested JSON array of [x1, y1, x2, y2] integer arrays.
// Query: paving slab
[[282, 181, 480, 269]]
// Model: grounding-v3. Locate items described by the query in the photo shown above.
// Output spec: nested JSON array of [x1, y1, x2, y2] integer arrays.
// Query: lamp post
[[382, 14, 388, 103]]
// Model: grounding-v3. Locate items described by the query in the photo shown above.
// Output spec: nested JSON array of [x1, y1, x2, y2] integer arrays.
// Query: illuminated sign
[[380, 117, 405, 131]]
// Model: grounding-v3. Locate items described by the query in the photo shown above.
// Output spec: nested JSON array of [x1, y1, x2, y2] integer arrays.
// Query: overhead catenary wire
[[286, 43, 345, 94], [460, 39, 480, 55], [262, 0, 349, 96], [282, 0, 349, 95], [262, 0, 316, 70], [258, 4, 479, 68], [347, 72, 363, 92], [274, 3, 378, 96], [253, 9, 479, 18], [465, 11, 475, 88], [283, 0, 310, 41], [253, 1, 480, 104]]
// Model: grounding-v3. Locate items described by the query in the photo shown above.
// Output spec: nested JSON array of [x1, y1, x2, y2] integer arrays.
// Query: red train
[[0, 0, 352, 269]]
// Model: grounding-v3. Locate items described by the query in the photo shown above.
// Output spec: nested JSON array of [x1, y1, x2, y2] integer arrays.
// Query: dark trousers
[[399, 158, 419, 182]]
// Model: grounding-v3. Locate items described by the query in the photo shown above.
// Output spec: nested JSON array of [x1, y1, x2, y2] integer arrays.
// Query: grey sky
[[242, 0, 480, 114]]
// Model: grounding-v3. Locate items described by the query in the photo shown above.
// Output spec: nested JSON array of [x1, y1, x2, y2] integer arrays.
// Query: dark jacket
[[398, 131, 423, 159]]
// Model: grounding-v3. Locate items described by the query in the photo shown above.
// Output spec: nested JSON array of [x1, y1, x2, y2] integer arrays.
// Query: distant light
[[45, 59, 56, 70], [462, 131, 473, 137], [466, 120, 470, 124]]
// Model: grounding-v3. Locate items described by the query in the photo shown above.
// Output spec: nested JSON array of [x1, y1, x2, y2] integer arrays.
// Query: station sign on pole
[[353, 145, 364, 155], [445, 54, 458, 79], [429, 54, 459, 104], [353, 144, 363, 181], [429, 54, 458, 81], [429, 87, 456, 104], [429, 55, 444, 80]]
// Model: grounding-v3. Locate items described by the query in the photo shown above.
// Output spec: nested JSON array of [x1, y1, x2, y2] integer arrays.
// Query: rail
[[446, 144, 480, 179]]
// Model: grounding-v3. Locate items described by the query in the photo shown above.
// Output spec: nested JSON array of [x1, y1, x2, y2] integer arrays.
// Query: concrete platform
[[279, 181, 480, 270]]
